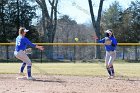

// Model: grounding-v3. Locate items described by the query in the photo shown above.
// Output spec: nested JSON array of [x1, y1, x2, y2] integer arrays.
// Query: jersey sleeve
[[24, 37, 36, 48], [98, 38, 105, 43], [111, 38, 117, 47]]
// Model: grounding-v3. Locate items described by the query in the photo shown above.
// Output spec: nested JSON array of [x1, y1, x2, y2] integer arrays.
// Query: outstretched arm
[[36, 45, 44, 51], [92, 35, 105, 43], [24, 38, 44, 50]]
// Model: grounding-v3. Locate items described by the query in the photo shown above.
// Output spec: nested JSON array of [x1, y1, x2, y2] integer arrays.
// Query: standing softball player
[[14, 27, 44, 80], [94, 29, 117, 79], [100, 29, 117, 79]]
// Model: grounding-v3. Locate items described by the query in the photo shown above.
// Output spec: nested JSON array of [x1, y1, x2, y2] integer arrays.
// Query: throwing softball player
[[14, 27, 44, 80], [94, 29, 117, 79], [100, 29, 117, 79]]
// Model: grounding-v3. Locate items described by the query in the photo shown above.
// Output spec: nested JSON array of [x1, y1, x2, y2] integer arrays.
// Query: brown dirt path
[[0, 74, 140, 93]]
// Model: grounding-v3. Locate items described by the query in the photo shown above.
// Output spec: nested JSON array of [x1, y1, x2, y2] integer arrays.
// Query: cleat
[[27, 77, 36, 80], [110, 76, 114, 79], [108, 76, 114, 79], [108, 76, 111, 79]]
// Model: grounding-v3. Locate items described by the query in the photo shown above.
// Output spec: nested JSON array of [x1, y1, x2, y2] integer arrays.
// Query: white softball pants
[[14, 50, 32, 66], [105, 51, 116, 66]]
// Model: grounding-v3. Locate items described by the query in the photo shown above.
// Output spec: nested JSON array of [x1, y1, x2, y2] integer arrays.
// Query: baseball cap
[[24, 29, 29, 32], [105, 29, 112, 33]]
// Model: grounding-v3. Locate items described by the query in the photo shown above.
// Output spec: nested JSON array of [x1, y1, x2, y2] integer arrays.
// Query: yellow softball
[[75, 38, 79, 42]]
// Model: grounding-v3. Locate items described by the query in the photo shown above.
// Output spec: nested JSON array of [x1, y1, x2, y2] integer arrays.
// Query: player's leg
[[22, 53, 35, 80], [26, 62, 35, 80], [15, 50, 35, 80], [14, 51, 26, 75], [108, 51, 116, 77], [26, 60, 32, 78], [19, 51, 32, 78], [20, 62, 26, 73], [105, 51, 111, 76]]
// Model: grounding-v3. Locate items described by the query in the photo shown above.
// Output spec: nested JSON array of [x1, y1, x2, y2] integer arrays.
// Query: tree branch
[[50, 0, 55, 23], [54, 0, 58, 28], [97, 0, 104, 24], [88, 0, 96, 28], [36, 0, 50, 20]]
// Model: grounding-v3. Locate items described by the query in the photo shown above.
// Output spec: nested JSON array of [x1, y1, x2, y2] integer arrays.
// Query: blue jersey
[[98, 36, 117, 51], [15, 35, 36, 52]]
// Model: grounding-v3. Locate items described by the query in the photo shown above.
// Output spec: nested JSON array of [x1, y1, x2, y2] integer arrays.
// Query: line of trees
[[101, 1, 140, 43], [0, 0, 39, 42]]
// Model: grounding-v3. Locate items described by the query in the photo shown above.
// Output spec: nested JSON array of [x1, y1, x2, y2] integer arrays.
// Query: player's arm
[[24, 38, 36, 47], [36, 45, 44, 50], [24, 38, 44, 50], [98, 38, 105, 43], [92, 35, 105, 43], [111, 38, 117, 47]]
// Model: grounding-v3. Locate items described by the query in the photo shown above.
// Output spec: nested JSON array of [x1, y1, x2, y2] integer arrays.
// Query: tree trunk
[[88, 0, 104, 59], [16, 0, 20, 35], [46, 26, 54, 60], [36, 0, 58, 60]]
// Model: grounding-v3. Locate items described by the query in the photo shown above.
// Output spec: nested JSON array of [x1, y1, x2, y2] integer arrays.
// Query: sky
[[58, 0, 135, 24], [34, 0, 135, 25]]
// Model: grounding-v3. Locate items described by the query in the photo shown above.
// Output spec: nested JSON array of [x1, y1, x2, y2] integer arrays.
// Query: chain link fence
[[0, 43, 139, 62]]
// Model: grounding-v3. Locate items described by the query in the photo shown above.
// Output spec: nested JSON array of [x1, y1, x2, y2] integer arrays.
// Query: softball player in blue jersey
[[98, 29, 117, 79], [14, 27, 44, 80]]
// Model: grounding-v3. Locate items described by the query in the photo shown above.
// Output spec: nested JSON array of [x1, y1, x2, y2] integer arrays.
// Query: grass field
[[0, 61, 140, 77]]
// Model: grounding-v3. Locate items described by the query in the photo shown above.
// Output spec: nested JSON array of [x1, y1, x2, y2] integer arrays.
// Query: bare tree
[[35, 0, 58, 59], [88, 0, 104, 59]]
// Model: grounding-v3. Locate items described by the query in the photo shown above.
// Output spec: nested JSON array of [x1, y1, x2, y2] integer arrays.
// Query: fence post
[[74, 46, 76, 63], [41, 50, 42, 63], [6, 45, 9, 63], [135, 45, 138, 61], [122, 46, 125, 60]]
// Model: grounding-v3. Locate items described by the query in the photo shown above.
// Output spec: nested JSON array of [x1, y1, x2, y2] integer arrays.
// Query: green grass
[[0, 62, 140, 77]]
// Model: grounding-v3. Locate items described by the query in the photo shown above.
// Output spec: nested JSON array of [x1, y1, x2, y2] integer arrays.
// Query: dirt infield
[[0, 74, 140, 93]]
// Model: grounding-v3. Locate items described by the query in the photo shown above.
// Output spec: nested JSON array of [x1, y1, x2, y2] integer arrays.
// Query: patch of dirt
[[0, 74, 140, 93]]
